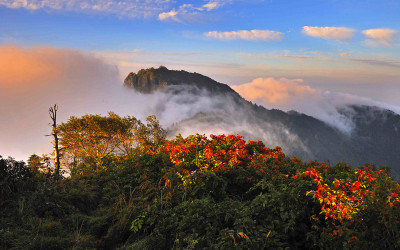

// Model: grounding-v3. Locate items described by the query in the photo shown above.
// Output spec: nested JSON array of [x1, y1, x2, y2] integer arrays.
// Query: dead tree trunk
[[49, 104, 61, 178]]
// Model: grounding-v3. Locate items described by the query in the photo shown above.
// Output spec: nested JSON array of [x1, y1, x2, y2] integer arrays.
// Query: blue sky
[[1, 0, 399, 48], [1, 0, 400, 160], [1, 0, 399, 100]]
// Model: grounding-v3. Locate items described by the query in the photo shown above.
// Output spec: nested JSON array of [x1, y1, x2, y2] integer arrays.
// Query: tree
[[27, 154, 44, 172], [49, 104, 61, 178], [27, 153, 52, 174], [133, 115, 167, 153], [57, 113, 166, 168], [0, 156, 33, 206]]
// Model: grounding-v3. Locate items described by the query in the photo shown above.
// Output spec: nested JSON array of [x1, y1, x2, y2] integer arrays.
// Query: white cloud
[[0, 0, 171, 18], [205, 30, 283, 42], [302, 26, 355, 41], [158, 1, 224, 22], [202, 2, 219, 11], [158, 9, 178, 21], [363, 28, 397, 47]]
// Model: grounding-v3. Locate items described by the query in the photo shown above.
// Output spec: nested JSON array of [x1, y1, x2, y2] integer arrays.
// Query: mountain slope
[[124, 67, 400, 176]]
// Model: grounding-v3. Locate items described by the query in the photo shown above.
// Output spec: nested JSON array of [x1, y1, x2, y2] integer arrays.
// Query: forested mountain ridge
[[124, 66, 400, 176]]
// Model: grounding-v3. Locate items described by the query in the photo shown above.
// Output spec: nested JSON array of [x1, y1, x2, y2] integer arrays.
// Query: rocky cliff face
[[124, 66, 239, 97]]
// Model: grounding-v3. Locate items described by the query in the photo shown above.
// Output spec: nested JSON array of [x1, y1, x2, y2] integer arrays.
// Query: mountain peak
[[124, 66, 239, 96]]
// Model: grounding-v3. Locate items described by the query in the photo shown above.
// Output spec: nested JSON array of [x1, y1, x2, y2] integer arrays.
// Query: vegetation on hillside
[[1, 114, 400, 249]]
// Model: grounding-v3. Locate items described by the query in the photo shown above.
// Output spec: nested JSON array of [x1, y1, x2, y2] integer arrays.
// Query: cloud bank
[[232, 77, 315, 104], [0, 45, 120, 160], [0, 45, 62, 89], [232, 77, 400, 133], [302, 26, 355, 41], [205, 30, 283, 42]]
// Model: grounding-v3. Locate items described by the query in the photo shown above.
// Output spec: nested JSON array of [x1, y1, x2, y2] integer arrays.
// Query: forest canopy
[[1, 114, 400, 249]]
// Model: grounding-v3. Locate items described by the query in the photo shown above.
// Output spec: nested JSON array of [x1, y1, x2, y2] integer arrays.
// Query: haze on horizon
[[0, 0, 400, 161]]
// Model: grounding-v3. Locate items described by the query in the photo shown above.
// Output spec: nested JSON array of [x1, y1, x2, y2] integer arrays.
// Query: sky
[[0, 0, 400, 160]]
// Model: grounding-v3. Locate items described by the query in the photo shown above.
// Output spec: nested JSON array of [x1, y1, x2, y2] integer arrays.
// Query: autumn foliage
[[158, 134, 400, 248]]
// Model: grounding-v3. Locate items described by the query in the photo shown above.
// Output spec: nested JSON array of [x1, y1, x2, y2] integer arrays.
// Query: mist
[[0, 45, 240, 160], [1, 45, 400, 162], [232, 77, 400, 134]]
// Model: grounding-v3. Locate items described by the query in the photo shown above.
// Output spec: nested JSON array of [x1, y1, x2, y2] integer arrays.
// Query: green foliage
[[130, 215, 145, 233], [2, 117, 400, 249], [0, 156, 33, 200]]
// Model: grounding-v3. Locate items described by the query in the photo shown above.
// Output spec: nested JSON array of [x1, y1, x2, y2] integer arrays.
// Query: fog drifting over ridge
[[1, 45, 400, 161], [232, 77, 400, 134]]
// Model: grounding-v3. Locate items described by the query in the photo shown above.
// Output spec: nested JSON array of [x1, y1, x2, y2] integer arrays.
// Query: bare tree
[[49, 104, 61, 178]]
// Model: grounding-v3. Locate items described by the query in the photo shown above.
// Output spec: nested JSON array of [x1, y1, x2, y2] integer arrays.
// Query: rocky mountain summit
[[124, 66, 239, 97]]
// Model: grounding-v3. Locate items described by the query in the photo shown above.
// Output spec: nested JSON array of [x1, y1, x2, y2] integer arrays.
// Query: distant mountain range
[[124, 66, 400, 176]]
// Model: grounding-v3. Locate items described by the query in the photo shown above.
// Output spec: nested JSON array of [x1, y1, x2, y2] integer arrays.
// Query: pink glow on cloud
[[302, 26, 355, 41]]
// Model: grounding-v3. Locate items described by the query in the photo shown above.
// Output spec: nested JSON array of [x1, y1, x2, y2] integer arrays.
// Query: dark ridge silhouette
[[124, 66, 240, 97]]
